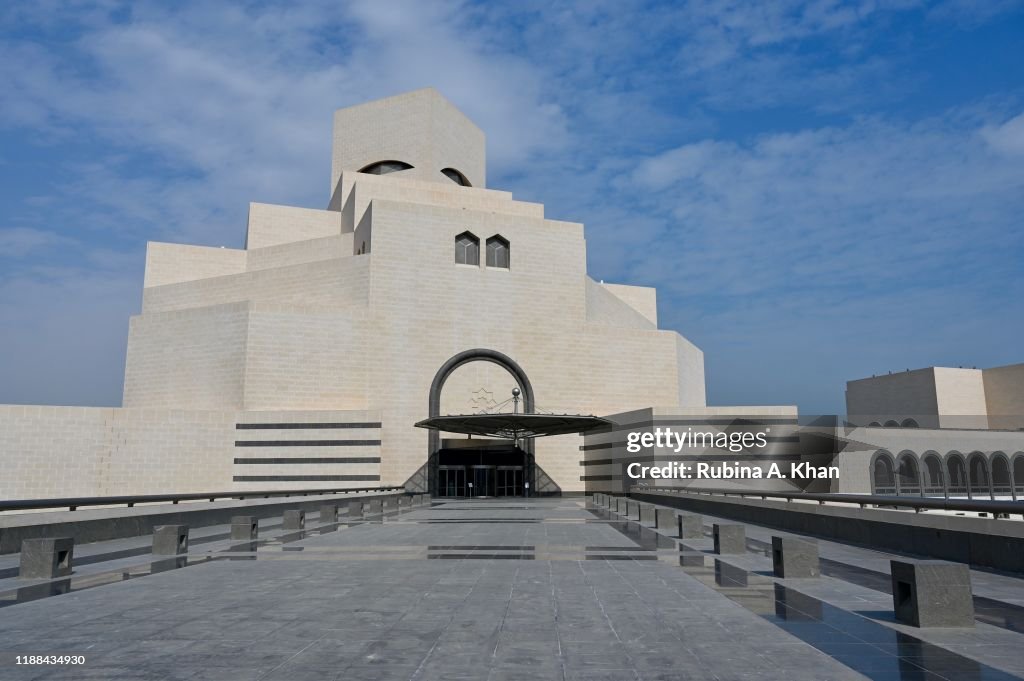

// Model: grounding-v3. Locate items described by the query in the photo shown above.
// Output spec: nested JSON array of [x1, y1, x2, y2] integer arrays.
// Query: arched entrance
[[427, 349, 535, 497]]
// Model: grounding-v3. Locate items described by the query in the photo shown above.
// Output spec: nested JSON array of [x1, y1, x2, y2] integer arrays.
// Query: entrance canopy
[[415, 413, 611, 440]]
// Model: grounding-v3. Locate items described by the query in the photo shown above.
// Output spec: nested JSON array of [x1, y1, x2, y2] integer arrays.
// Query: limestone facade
[[0, 89, 712, 499]]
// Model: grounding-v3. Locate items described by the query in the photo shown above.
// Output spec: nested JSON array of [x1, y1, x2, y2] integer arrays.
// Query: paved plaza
[[1, 498, 1023, 680]]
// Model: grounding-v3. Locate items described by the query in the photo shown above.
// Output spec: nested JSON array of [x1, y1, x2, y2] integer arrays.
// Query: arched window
[[900, 418, 919, 428], [1014, 454, 1024, 498], [454, 232, 479, 265], [867, 421, 881, 428], [922, 452, 944, 496], [896, 452, 920, 496], [485, 235, 510, 269], [946, 453, 967, 497], [359, 160, 413, 175], [872, 452, 896, 495], [967, 452, 991, 500], [441, 168, 470, 186], [991, 453, 1012, 497], [883, 420, 899, 428]]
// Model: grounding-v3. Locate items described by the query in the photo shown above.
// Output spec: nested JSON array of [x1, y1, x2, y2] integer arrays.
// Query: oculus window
[[455, 232, 480, 265], [441, 168, 470, 186], [486, 235, 510, 269], [359, 160, 413, 175]]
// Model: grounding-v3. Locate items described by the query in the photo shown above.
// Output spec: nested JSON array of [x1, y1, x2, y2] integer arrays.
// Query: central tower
[[330, 88, 486, 204]]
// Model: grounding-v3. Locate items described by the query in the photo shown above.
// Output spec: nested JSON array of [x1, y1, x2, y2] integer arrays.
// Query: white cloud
[[0, 227, 75, 258], [982, 112, 1024, 156]]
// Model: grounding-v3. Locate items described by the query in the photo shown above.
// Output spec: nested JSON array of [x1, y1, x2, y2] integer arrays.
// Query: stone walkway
[[0, 497, 1021, 680]]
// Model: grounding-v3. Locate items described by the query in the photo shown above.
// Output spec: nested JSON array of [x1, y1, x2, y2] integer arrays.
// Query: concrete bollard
[[771, 536, 819, 578], [891, 560, 974, 627], [368, 499, 384, 515], [679, 513, 704, 539], [605, 495, 614, 509], [282, 510, 305, 531], [713, 523, 746, 555], [231, 516, 258, 541], [616, 498, 628, 515], [639, 504, 657, 526], [348, 500, 364, 518], [655, 508, 676, 534], [399, 496, 412, 509], [152, 525, 189, 555], [19, 538, 74, 579], [320, 504, 338, 523]]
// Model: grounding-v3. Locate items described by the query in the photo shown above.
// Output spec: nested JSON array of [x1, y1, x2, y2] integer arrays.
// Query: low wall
[[631, 490, 1024, 573], [0, 490, 402, 554]]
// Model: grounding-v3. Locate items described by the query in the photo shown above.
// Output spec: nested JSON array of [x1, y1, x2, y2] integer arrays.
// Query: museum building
[[0, 89, 750, 500]]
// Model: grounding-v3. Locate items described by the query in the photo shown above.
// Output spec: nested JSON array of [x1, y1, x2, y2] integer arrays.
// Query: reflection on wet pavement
[[678, 554, 1019, 681]]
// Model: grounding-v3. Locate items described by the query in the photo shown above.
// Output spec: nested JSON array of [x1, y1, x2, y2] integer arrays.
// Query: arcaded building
[[843, 364, 1024, 499], [0, 89, 710, 499]]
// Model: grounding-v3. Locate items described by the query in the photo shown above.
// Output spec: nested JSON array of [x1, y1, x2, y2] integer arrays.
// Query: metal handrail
[[630, 485, 1024, 518], [0, 486, 407, 513]]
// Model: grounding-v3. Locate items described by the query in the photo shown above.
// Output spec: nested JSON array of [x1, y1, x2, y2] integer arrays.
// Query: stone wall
[[0, 406, 381, 499]]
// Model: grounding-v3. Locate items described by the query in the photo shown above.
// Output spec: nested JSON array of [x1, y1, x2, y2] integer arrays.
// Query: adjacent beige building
[[0, 89, 717, 499], [844, 364, 1024, 499]]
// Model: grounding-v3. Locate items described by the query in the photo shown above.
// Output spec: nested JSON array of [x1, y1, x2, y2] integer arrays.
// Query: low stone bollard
[[282, 510, 305, 531], [713, 523, 746, 555], [231, 516, 258, 541], [320, 504, 338, 523], [616, 498, 628, 515], [152, 525, 189, 556], [655, 508, 676, 533], [19, 538, 74, 579], [639, 504, 657, 526], [368, 499, 384, 515], [348, 500, 365, 518], [891, 559, 974, 627], [679, 513, 704, 539], [771, 536, 819, 578]]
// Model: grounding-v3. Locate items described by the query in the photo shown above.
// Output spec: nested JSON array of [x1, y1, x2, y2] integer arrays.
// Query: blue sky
[[1, 0, 1022, 414]]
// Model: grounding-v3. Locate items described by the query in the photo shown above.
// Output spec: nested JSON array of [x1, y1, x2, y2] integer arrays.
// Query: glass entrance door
[[497, 466, 523, 497], [438, 466, 466, 497], [470, 466, 496, 497]]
